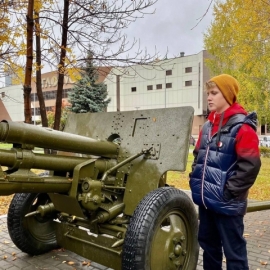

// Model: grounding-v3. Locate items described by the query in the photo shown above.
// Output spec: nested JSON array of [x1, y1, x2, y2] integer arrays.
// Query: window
[[185, 80, 192, 86], [156, 84, 162, 90], [185, 67, 192, 73], [31, 93, 37, 101], [63, 88, 72, 98], [166, 83, 172, 88], [46, 106, 54, 112], [147, 85, 153, 90], [166, 70, 172, 76], [131, 87, 137, 92]]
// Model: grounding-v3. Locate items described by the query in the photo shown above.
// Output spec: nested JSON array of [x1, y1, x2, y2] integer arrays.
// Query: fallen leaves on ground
[[260, 260, 268, 265], [82, 261, 91, 266], [0, 195, 13, 215]]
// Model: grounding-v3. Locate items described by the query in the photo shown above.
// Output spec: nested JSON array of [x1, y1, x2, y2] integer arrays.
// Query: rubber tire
[[122, 187, 199, 270], [7, 193, 58, 255]]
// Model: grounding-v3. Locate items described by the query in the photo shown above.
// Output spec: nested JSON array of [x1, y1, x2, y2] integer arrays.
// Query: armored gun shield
[[0, 106, 198, 270]]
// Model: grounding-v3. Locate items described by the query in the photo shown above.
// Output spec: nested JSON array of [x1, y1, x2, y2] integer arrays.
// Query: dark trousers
[[198, 206, 248, 270]]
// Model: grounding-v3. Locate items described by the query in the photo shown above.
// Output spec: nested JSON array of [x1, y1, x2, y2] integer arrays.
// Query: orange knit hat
[[209, 74, 240, 105]]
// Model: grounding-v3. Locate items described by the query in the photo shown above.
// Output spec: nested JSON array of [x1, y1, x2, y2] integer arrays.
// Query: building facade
[[30, 67, 112, 123], [4, 51, 259, 137], [30, 71, 76, 123], [104, 50, 211, 135], [0, 85, 24, 122], [0, 51, 211, 135]]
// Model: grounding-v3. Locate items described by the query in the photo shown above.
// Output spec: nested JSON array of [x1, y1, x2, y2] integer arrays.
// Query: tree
[[47, 99, 70, 131], [23, 0, 34, 123], [2, 0, 159, 126], [40, 0, 159, 129], [204, 0, 270, 123], [68, 55, 111, 113], [0, 1, 26, 84], [35, 9, 48, 128]]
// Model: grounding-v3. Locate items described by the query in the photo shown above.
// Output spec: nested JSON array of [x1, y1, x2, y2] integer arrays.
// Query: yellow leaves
[[34, 0, 43, 13], [204, 0, 270, 121], [40, 34, 48, 40], [0, 12, 11, 47], [66, 67, 81, 82], [1, 241, 17, 260], [82, 261, 91, 266], [59, 65, 66, 74], [43, 29, 49, 36], [13, 32, 22, 38], [260, 260, 268, 265], [61, 260, 91, 267], [65, 47, 72, 53], [17, 43, 27, 56], [33, 62, 44, 71]]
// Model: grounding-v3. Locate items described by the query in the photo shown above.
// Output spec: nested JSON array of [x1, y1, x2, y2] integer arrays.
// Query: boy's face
[[207, 85, 230, 113]]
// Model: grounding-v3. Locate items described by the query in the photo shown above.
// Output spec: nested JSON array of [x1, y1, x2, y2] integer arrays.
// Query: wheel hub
[[174, 244, 182, 256], [169, 235, 187, 267]]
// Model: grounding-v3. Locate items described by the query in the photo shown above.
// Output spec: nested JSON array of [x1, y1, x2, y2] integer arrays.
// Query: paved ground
[[1, 206, 270, 269]]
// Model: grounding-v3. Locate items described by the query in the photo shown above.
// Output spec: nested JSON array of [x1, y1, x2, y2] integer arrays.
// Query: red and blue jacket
[[189, 103, 261, 216]]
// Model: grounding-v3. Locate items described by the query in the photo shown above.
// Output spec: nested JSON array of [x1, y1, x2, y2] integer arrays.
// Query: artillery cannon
[[0, 107, 199, 270]]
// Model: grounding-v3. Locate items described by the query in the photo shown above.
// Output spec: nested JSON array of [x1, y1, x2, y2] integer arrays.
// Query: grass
[[0, 143, 43, 153], [167, 150, 270, 201], [0, 143, 12, 149]]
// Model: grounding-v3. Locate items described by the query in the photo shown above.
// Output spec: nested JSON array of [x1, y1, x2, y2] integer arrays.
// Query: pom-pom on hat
[[209, 74, 240, 105]]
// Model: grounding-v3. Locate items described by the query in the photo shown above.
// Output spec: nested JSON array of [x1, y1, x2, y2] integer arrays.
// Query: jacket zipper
[[201, 119, 218, 209], [201, 145, 209, 209]]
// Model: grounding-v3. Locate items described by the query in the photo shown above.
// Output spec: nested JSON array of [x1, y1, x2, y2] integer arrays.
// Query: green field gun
[[0, 107, 199, 270]]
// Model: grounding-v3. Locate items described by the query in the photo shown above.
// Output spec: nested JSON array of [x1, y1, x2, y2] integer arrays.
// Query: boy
[[189, 74, 261, 269]]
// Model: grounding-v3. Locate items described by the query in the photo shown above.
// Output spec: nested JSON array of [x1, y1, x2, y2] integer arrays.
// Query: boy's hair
[[205, 81, 217, 91]]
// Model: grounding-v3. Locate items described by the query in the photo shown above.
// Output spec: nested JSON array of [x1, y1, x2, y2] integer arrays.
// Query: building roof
[[95, 66, 112, 83], [0, 99, 12, 121]]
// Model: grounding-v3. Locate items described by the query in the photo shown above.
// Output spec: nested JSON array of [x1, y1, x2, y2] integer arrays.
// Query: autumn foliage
[[47, 99, 70, 131], [204, 0, 270, 123]]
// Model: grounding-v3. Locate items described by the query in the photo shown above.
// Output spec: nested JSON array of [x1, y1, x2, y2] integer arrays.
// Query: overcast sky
[[123, 0, 214, 58]]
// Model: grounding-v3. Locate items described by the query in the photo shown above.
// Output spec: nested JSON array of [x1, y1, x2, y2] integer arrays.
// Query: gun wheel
[[7, 193, 58, 255], [122, 187, 199, 270]]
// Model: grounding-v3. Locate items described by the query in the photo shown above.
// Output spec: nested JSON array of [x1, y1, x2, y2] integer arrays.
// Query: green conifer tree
[[68, 54, 110, 113]]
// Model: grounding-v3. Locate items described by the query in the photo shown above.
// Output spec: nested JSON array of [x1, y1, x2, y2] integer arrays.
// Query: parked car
[[260, 136, 270, 147], [190, 135, 196, 146]]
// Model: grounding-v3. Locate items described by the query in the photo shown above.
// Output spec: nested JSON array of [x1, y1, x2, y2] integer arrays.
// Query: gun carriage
[[0, 107, 199, 270]]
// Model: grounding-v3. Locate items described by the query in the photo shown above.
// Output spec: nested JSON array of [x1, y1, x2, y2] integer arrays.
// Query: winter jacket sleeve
[[190, 131, 202, 175], [225, 123, 261, 197]]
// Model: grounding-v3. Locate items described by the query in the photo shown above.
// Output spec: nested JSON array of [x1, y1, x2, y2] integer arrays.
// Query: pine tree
[[68, 56, 111, 113]]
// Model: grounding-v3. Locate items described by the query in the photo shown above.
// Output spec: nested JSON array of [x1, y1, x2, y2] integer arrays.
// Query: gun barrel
[[0, 149, 116, 172], [0, 177, 72, 195], [0, 121, 119, 158]]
